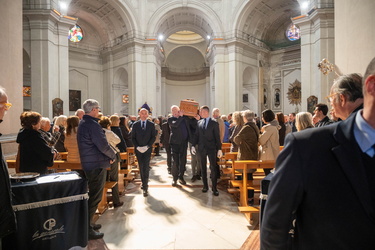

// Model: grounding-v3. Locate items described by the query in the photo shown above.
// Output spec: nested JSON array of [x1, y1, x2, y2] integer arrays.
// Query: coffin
[[179, 100, 199, 117]]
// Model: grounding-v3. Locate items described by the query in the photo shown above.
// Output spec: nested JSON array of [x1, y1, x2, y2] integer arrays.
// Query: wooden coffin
[[179, 100, 199, 117]]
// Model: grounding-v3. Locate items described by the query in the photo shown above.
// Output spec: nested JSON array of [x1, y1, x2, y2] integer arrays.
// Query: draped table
[[4, 172, 88, 250]]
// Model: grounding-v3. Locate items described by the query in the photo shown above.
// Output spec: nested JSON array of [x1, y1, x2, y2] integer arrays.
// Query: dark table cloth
[[3, 171, 88, 250]]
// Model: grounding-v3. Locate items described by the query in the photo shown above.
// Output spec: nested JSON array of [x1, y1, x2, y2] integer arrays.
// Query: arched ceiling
[[155, 7, 214, 40], [239, 0, 301, 49], [67, 0, 130, 48]]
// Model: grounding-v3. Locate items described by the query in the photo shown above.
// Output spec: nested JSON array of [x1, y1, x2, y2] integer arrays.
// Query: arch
[[146, 1, 224, 38], [114, 67, 129, 88], [166, 44, 206, 61], [232, 0, 301, 42]]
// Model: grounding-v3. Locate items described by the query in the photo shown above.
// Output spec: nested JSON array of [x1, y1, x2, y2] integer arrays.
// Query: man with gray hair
[[75, 108, 84, 120], [77, 99, 116, 240], [328, 73, 363, 120], [0, 86, 16, 248]]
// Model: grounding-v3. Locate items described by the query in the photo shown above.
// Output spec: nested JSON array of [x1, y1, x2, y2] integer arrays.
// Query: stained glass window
[[286, 23, 300, 41], [68, 25, 83, 42]]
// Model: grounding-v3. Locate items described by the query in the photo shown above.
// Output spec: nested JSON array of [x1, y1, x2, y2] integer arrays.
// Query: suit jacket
[[193, 118, 221, 152], [260, 114, 375, 249], [168, 116, 190, 145], [160, 121, 170, 146], [131, 120, 156, 149]]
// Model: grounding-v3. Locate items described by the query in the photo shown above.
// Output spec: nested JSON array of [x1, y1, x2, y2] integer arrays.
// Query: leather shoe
[[143, 190, 148, 197], [113, 201, 124, 208], [88, 229, 104, 240], [191, 176, 197, 182], [179, 177, 186, 185], [202, 187, 208, 193], [92, 224, 101, 230], [172, 180, 177, 187], [196, 175, 201, 180], [213, 190, 219, 196]]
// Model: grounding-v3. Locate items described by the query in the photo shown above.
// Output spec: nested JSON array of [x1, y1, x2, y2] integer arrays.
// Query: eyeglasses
[[326, 93, 338, 103], [0, 102, 12, 110]]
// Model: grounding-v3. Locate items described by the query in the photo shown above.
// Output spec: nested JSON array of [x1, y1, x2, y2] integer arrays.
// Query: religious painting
[[287, 79, 301, 105], [307, 95, 318, 114], [243, 93, 248, 103], [23, 86, 31, 97], [122, 94, 129, 103], [274, 88, 281, 108], [69, 90, 81, 111], [52, 98, 63, 117]]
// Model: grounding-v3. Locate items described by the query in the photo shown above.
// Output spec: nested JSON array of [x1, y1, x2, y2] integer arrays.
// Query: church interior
[[1, 0, 375, 249]]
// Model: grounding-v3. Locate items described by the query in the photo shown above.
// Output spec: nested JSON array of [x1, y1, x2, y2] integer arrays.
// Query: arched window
[[68, 25, 83, 42], [286, 23, 300, 41]]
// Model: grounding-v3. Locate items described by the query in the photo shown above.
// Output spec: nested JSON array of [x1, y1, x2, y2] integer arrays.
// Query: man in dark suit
[[160, 118, 172, 174], [0, 87, 16, 245], [131, 108, 156, 197], [168, 105, 190, 186], [260, 57, 375, 249], [191, 105, 222, 196]]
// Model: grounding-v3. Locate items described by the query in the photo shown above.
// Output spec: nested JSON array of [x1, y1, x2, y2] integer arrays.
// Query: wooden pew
[[230, 160, 275, 223]]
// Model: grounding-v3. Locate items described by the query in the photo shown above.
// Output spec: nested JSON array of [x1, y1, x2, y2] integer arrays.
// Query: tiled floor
[[95, 151, 258, 249]]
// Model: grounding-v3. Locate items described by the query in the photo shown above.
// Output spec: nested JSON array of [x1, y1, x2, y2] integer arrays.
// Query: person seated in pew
[[110, 115, 127, 153], [99, 116, 124, 208], [234, 110, 260, 205], [54, 115, 68, 152], [17, 111, 56, 174], [39, 117, 61, 147]]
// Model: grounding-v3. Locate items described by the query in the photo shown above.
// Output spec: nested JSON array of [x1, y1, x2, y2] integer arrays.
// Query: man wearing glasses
[[327, 73, 363, 121], [0, 87, 15, 249], [261, 59, 375, 249], [77, 99, 116, 240]]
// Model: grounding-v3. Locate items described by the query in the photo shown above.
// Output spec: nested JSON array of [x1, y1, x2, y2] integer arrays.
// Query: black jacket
[[160, 121, 170, 146], [111, 126, 127, 152], [192, 118, 221, 152], [0, 140, 16, 238], [77, 115, 116, 171], [261, 114, 375, 249], [16, 128, 54, 174], [316, 116, 333, 127], [131, 120, 156, 148], [168, 116, 190, 145]]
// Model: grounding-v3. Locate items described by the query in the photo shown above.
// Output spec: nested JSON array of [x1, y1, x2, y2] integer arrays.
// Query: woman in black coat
[[16, 111, 55, 174]]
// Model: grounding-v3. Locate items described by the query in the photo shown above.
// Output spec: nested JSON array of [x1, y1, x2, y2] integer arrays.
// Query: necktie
[[204, 118, 207, 129], [142, 121, 145, 130]]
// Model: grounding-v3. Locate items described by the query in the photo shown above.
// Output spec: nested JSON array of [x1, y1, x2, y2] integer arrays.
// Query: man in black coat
[[0, 87, 16, 246], [191, 105, 222, 196], [168, 105, 190, 186], [131, 108, 156, 197], [260, 57, 375, 249], [160, 118, 172, 174]]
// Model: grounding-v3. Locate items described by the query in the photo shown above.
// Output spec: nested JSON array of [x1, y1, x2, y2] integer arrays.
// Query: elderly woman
[[234, 110, 260, 205], [99, 116, 123, 208], [16, 111, 55, 174], [64, 116, 80, 163], [54, 115, 67, 152], [296, 112, 314, 131], [259, 109, 280, 175], [110, 115, 127, 153], [229, 111, 245, 152]]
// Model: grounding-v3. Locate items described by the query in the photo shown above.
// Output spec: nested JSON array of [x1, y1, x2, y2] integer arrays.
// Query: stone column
[[293, 7, 335, 111], [25, 9, 76, 118], [335, 0, 375, 74], [0, 0, 23, 134]]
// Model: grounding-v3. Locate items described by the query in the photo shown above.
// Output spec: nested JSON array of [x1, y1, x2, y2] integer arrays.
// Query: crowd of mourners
[[1, 59, 373, 246]]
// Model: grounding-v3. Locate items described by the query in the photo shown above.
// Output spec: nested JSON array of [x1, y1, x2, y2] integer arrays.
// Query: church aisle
[[96, 151, 258, 249]]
